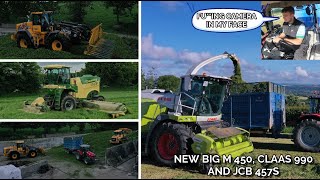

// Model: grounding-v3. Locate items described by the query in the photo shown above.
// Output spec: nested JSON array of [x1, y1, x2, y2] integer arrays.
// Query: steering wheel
[[277, 39, 296, 52]]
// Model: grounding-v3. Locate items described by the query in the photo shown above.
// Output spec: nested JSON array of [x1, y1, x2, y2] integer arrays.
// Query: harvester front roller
[[23, 97, 48, 114], [191, 127, 254, 157], [82, 100, 128, 118], [150, 122, 254, 168]]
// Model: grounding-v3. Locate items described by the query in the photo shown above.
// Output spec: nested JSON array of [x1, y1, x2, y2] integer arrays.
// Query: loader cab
[[16, 141, 27, 151], [44, 65, 71, 85], [180, 74, 231, 116], [30, 11, 54, 32]]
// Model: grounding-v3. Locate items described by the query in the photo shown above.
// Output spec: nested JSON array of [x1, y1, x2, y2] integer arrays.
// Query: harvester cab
[[141, 52, 254, 169], [25, 64, 104, 112]]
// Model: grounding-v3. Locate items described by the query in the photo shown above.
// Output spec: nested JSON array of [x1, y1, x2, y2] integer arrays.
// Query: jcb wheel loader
[[11, 11, 102, 53]]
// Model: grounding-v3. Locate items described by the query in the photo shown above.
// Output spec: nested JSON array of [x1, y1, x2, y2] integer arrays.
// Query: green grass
[[103, 33, 138, 59], [281, 126, 294, 134], [0, 88, 138, 119], [142, 137, 320, 179], [55, 1, 138, 35]]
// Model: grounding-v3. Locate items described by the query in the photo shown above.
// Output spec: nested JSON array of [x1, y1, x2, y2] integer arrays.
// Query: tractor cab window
[[310, 98, 320, 113], [80, 145, 91, 152], [114, 131, 122, 135], [190, 81, 203, 95], [32, 14, 42, 26], [17, 143, 26, 150], [45, 68, 70, 85], [204, 80, 228, 115], [188, 77, 229, 116], [41, 14, 51, 31]]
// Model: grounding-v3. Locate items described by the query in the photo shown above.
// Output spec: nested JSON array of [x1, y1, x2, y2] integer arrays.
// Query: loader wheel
[[17, 34, 32, 49], [61, 95, 76, 111], [10, 152, 20, 160], [29, 151, 37, 158], [97, 96, 105, 101], [150, 122, 193, 167], [51, 40, 63, 51], [47, 35, 71, 51], [293, 120, 320, 152]]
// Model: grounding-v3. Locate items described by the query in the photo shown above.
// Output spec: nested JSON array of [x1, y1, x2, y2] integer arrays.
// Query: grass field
[[0, 88, 138, 119], [142, 137, 320, 179], [0, 33, 138, 59]]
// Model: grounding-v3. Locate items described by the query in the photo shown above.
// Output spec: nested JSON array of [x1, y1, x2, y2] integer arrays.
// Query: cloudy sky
[[142, 1, 320, 85], [37, 62, 85, 73]]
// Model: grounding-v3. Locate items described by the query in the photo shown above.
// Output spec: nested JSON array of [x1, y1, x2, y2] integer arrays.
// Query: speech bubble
[[192, 8, 279, 32]]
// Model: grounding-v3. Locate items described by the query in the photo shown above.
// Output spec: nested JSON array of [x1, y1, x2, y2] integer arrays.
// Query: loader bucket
[[84, 23, 103, 55], [191, 127, 254, 158], [82, 100, 128, 118]]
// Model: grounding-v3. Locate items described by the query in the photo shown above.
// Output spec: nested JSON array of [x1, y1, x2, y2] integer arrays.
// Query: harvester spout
[[186, 52, 243, 83]]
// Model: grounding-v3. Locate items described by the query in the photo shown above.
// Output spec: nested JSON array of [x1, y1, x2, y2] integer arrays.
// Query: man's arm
[[273, 32, 286, 43], [283, 37, 303, 45], [283, 24, 306, 45]]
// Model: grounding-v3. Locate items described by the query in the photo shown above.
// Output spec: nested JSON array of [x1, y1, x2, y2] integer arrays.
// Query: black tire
[[29, 150, 37, 158], [150, 122, 193, 167], [75, 152, 81, 160], [83, 158, 90, 165], [293, 120, 320, 152], [97, 96, 105, 101], [10, 152, 20, 160], [61, 95, 77, 111], [46, 34, 71, 52], [17, 33, 33, 49]]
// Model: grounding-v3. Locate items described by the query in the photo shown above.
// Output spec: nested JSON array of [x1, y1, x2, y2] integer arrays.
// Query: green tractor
[[141, 52, 254, 169], [24, 64, 127, 116]]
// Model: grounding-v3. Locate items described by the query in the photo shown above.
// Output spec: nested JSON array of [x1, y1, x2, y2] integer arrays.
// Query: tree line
[[0, 62, 138, 95], [0, 1, 137, 25]]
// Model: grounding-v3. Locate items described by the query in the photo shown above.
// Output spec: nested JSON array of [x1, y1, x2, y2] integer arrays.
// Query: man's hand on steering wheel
[[273, 36, 282, 44]]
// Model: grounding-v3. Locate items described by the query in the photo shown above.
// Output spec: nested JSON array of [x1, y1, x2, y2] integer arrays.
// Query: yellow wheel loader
[[3, 141, 45, 160], [11, 11, 103, 53], [141, 52, 254, 171], [24, 64, 127, 117], [110, 128, 132, 144]]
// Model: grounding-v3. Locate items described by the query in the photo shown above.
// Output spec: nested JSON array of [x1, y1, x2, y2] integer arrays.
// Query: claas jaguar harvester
[[11, 11, 102, 53], [24, 64, 127, 116], [141, 52, 254, 168]]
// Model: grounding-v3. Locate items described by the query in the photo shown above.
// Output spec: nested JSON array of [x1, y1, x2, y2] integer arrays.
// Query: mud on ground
[[0, 154, 137, 179]]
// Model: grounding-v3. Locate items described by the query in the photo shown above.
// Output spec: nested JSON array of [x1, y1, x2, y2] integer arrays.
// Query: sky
[[141, 1, 320, 85], [37, 62, 85, 73]]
